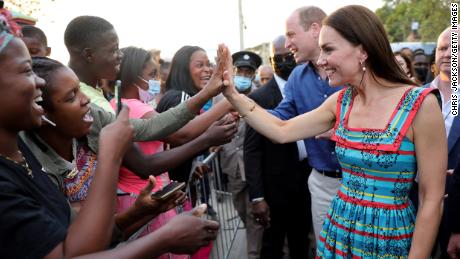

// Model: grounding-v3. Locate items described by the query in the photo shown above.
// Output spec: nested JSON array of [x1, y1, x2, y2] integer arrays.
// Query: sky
[[35, 0, 384, 63]]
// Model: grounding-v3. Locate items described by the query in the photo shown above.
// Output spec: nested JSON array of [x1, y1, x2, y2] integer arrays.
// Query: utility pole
[[238, 0, 244, 50]]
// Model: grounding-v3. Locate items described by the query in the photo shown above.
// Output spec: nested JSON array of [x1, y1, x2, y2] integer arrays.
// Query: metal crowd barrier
[[191, 151, 242, 259], [123, 150, 242, 259]]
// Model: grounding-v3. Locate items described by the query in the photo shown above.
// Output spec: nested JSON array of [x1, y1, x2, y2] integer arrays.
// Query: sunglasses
[[271, 53, 295, 63]]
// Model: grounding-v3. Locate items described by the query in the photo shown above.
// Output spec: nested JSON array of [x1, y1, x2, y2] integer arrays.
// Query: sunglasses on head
[[271, 53, 295, 63]]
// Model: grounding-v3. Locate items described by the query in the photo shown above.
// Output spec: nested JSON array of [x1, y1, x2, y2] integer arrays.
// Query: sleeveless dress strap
[[331, 87, 353, 142], [332, 87, 435, 152]]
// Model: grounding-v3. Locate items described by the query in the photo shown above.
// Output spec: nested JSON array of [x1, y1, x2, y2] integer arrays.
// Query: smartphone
[[115, 80, 122, 116], [151, 181, 185, 200]]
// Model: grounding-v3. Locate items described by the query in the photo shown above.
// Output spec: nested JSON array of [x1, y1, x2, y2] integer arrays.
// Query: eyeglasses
[[271, 53, 295, 63]]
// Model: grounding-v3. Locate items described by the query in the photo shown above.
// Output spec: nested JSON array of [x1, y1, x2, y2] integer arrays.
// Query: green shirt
[[79, 82, 115, 114]]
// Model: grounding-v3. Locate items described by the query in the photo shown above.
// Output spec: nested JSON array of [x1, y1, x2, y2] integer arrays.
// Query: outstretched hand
[[219, 44, 239, 98], [201, 44, 231, 98], [203, 114, 237, 147], [161, 204, 219, 254]]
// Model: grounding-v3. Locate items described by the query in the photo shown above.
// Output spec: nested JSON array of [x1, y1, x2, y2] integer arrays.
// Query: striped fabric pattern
[[316, 87, 434, 258]]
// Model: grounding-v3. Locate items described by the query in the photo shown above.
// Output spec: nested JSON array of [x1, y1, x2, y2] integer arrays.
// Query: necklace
[[0, 151, 33, 178]]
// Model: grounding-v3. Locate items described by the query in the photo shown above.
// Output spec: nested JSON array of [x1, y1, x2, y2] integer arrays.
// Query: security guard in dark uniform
[[231, 51, 262, 94]]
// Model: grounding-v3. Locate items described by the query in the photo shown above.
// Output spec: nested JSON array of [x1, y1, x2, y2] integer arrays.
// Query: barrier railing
[[123, 150, 242, 259], [191, 151, 242, 259]]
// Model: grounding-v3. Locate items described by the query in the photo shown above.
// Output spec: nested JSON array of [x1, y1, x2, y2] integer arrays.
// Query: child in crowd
[[21, 25, 51, 57]]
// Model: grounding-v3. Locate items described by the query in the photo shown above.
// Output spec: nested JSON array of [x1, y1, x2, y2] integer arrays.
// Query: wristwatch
[[251, 197, 264, 204]]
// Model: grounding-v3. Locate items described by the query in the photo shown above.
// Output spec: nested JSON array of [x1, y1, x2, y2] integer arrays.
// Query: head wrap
[[0, 8, 21, 54]]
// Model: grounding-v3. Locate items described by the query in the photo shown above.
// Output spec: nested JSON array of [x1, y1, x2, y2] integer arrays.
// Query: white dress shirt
[[430, 76, 458, 137]]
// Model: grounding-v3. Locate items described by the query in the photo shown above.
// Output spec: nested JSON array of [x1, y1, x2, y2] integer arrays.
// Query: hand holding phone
[[151, 181, 185, 200]]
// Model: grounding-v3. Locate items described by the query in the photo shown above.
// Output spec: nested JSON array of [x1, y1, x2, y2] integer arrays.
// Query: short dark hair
[[31, 57, 66, 111], [323, 5, 415, 86], [165, 45, 204, 96], [118, 46, 151, 89], [64, 16, 114, 52], [22, 25, 47, 46], [413, 48, 426, 57]]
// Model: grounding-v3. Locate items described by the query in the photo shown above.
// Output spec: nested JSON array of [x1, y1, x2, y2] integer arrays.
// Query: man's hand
[[252, 200, 270, 228], [448, 233, 460, 259]]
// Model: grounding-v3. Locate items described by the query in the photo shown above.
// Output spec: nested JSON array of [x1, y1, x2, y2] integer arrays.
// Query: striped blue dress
[[316, 86, 434, 258]]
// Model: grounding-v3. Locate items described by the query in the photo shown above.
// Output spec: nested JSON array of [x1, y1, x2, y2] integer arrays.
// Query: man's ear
[[310, 22, 322, 39], [82, 48, 93, 63], [45, 47, 51, 57]]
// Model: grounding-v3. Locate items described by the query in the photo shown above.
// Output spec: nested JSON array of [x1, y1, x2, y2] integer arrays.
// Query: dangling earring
[[360, 60, 366, 72], [358, 60, 366, 89]]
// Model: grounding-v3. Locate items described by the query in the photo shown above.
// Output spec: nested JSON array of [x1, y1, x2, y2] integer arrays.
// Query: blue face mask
[[148, 80, 161, 96], [137, 77, 161, 103], [234, 75, 252, 92]]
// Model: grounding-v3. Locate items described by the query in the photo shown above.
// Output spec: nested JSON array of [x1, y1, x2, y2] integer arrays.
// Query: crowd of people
[[0, 2, 459, 259]]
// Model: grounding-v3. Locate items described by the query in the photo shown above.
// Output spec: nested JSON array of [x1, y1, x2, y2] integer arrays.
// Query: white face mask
[[136, 77, 161, 103]]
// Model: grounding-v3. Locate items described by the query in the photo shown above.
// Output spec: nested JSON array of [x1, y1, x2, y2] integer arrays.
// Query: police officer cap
[[232, 51, 262, 71]]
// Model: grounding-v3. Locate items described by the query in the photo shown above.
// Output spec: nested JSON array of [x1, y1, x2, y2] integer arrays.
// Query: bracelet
[[251, 197, 265, 204], [238, 99, 256, 118]]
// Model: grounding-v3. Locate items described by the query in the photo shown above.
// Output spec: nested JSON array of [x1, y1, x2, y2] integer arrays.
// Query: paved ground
[[227, 227, 248, 259]]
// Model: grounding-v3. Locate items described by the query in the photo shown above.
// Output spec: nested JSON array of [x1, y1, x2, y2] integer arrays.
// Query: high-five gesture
[[218, 44, 239, 98], [199, 44, 227, 98]]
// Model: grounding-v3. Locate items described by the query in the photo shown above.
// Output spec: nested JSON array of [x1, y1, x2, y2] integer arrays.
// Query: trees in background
[[376, 0, 451, 42]]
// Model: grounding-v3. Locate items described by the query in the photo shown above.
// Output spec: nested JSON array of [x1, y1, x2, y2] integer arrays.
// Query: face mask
[[137, 87, 155, 103], [272, 53, 297, 80], [234, 75, 252, 92], [137, 77, 160, 103]]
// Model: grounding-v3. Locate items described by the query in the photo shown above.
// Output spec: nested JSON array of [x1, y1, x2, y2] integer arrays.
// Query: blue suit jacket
[[448, 116, 460, 169]]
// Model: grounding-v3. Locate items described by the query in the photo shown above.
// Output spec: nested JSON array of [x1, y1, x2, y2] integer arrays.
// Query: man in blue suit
[[428, 27, 460, 259]]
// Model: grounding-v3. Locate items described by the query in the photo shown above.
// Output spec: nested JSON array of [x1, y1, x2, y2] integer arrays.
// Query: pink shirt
[[110, 98, 170, 194]]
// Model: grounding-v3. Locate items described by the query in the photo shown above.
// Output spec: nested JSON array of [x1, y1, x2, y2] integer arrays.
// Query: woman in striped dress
[[221, 5, 446, 258]]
